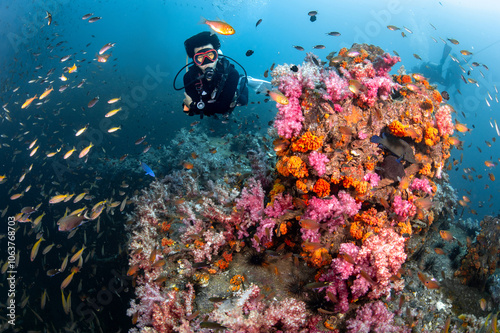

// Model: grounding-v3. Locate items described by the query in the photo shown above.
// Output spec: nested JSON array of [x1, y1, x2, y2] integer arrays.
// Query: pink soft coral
[[435, 104, 454, 136], [353, 229, 407, 299], [323, 70, 350, 102], [308, 151, 329, 176], [275, 74, 304, 138], [346, 301, 410, 333], [253, 193, 294, 249], [235, 178, 264, 238], [373, 53, 401, 76], [392, 195, 416, 218], [410, 177, 433, 194]]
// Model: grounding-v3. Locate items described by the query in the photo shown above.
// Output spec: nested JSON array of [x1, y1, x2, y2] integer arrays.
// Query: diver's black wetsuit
[[183, 57, 246, 117]]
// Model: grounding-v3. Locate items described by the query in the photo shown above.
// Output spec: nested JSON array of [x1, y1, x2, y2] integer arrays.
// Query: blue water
[[0, 0, 499, 330]]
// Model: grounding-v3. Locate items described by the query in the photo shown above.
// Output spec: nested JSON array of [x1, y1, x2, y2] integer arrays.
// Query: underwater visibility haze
[[0, 0, 500, 332]]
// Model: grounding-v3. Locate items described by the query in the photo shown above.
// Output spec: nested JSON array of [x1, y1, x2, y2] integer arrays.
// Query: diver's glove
[[247, 76, 273, 93]]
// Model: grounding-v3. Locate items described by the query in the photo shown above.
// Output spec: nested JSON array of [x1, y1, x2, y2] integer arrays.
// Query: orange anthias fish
[[439, 230, 454, 241], [68, 63, 77, 73], [455, 121, 470, 133], [200, 17, 235, 35], [268, 90, 289, 105], [417, 271, 440, 289], [21, 95, 37, 109]]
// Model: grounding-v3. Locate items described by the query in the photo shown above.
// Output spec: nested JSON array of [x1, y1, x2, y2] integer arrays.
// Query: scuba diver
[[412, 44, 452, 87], [174, 31, 272, 119], [175, 31, 247, 118]]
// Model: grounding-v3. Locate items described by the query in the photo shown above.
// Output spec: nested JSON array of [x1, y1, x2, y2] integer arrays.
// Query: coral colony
[[125, 44, 488, 332]]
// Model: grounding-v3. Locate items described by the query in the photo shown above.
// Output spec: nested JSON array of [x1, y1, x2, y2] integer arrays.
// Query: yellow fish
[[78, 142, 93, 158], [61, 270, 77, 289], [41, 289, 47, 310], [68, 63, 77, 73], [39, 86, 53, 100], [63, 147, 76, 159], [70, 245, 86, 263], [30, 236, 45, 262], [10, 193, 24, 200], [46, 148, 61, 157], [49, 194, 69, 204], [29, 139, 38, 149], [75, 124, 88, 137], [33, 212, 45, 227], [60, 254, 69, 272], [69, 207, 86, 216], [107, 97, 121, 104], [21, 95, 37, 109], [73, 192, 87, 203], [105, 107, 122, 118], [107, 126, 121, 133], [30, 145, 39, 157]]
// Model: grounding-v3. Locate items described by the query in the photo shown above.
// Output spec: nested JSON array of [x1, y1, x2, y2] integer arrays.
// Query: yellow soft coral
[[291, 131, 323, 152], [313, 178, 330, 197]]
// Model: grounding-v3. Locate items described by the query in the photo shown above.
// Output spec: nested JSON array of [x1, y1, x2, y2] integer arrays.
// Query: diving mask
[[193, 48, 218, 66]]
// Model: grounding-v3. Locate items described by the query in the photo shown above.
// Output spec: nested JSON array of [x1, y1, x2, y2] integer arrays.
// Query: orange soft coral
[[310, 247, 331, 267], [419, 163, 433, 177], [338, 47, 348, 57], [398, 220, 412, 236], [388, 120, 407, 137], [342, 176, 359, 189], [350, 221, 364, 239], [291, 131, 323, 152], [296, 179, 309, 193], [424, 127, 439, 146], [161, 221, 171, 232], [277, 156, 309, 178], [313, 178, 330, 197], [161, 238, 174, 247], [269, 181, 285, 198], [355, 208, 384, 228], [401, 75, 412, 84], [355, 180, 370, 196], [432, 90, 442, 104]]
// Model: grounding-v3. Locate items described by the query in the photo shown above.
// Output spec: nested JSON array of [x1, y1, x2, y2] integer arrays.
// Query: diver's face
[[194, 44, 218, 77]]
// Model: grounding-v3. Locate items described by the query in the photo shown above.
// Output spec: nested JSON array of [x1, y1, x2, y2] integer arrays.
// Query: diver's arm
[[183, 70, 200, 114]]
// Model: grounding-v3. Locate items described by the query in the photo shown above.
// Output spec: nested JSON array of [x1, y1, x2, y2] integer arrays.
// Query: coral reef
[[125, 44, 467, 332], [455, 215, 500, 288]]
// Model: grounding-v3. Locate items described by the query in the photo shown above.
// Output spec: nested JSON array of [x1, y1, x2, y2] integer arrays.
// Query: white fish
[[486, 97, 490, 107], [495, 119, 500, 136]]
